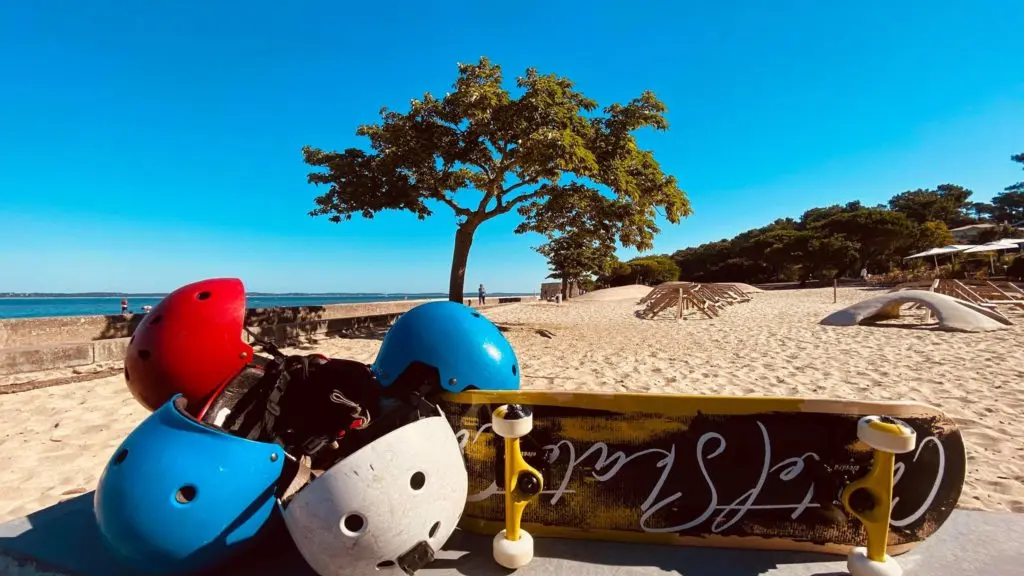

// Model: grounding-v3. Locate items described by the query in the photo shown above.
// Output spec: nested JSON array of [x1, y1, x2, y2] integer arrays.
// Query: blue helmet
[[372, 301, 520, 392], [94, 395, 285, 574]]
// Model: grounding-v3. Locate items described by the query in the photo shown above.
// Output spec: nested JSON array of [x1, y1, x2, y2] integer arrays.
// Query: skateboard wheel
[[492, 529, 534, 569], [492, 405, 533, 439], [857, 416, 916, 454], [847, 546, 903, 576]]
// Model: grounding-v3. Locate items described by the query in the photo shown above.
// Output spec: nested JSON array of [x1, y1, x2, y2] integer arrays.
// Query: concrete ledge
[[0, 299, 447, 350], [243, 313, 403, 346], [0, 343, 94, 375], [93, 338, 130, 363], [0, 315, 139, 349], [0, 338, 131, 377], [0, 299, 525, 377]]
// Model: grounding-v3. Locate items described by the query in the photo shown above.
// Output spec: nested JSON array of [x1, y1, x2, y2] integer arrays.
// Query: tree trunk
[[560, 278, 568, 300], [447, 221, 479, 303]]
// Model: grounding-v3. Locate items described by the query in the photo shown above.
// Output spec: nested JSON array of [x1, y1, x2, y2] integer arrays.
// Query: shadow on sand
[[0, 492, 853, 576]]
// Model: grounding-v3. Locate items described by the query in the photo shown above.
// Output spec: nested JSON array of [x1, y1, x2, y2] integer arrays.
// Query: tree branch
[[488, 188, 547, 217], [500, 179, 537, 197], [435, 192, 473, 218]]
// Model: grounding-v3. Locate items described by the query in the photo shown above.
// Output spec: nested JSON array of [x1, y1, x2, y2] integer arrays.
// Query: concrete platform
[[1, 493, 1021, 575]]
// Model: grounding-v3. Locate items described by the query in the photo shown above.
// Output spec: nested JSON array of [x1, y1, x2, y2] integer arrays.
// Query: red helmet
[[124, 278, 253, 412]]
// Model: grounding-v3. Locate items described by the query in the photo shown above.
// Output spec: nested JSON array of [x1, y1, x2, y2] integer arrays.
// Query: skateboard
[[437, 391, 966, 575]]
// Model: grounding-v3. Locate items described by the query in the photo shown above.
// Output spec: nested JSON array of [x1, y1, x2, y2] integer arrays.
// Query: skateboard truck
[[841, 415, 917, 576], [490, 404, 544, 570]]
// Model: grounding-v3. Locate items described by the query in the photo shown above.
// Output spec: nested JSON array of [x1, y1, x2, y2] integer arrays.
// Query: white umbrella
[[904, 245, 976, 268], [961, 241, 1023, 273]]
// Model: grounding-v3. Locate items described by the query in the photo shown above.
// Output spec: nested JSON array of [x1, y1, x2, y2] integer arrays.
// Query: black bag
[[261, 355, 376, 457]]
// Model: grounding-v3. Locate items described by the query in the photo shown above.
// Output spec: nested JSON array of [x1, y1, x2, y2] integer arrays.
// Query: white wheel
[[847, 546, 903, 576], [492, 405, 533, 439], [492, 529, 534, 569], [857, 416, 916, 454]]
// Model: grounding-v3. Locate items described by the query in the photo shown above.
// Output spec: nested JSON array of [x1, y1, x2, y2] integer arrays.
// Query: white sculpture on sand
[[820, 290, 1011, 333]]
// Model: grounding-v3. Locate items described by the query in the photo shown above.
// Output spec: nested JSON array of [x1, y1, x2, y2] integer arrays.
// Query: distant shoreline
[[0, 293, 537, 320], [0, 292, 534, 299]]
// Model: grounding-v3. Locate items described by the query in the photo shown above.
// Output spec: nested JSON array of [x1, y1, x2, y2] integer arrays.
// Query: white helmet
[[281, 404, 468, 575]]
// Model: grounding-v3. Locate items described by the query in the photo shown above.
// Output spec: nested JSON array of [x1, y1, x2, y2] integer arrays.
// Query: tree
[[799, 202, 863, 228], [596, 254, 680, 286], [911, 220, 955, 252], [810, 207, 914, 270], [627, 255, 681, 285], [976, 223, 1023, 244], [747, 229, 808, 281], [802, 235, 860, 281], [887, 184, 975, 228], [598, 258, 634, 287], [991, 153, 1024, 223], [535, 229, 616, 299], [303, 57, 691, 302], [966, 154, 1024, 224]]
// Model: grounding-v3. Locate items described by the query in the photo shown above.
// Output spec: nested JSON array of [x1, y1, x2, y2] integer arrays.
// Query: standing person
[[860, 267, 869, 281], [121, 298, 129, 315], [478, 283, 486, 305]]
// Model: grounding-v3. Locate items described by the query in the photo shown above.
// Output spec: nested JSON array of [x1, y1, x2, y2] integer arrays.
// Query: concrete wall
[[0, 338, 129, 376], [0, 298, 523, 378], [539, 281, 579, 301], [0, 299, 444, 350]]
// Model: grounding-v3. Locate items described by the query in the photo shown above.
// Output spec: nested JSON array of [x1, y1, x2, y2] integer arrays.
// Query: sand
[[1, 286, 1022, 525], [574, 284, 653, 301]]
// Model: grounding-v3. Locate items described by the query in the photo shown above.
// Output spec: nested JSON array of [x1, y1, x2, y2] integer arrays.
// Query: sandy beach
[[1, 286, 1022, 524]]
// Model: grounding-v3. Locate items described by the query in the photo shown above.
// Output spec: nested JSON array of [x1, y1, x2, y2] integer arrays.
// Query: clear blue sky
[[1, 1, 1021, 293]]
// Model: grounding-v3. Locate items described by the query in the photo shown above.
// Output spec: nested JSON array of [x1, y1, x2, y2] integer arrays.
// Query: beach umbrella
[[962, 240, 1024, 274], [904, 245, 976, 268], [903, 248, 944, 268]]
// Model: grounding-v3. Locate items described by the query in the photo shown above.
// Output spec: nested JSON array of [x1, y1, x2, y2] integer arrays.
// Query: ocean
[[0, 293, 530, 320]]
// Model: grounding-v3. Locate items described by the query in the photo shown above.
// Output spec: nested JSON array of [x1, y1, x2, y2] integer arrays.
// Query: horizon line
[[0, 290, 537, 298]]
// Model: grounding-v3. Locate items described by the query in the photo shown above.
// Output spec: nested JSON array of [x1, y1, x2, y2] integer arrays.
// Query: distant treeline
[[591, 154, 1024, 288]]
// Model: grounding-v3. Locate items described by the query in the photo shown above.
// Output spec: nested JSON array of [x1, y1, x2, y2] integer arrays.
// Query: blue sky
[[1, 1, 1021, 293]]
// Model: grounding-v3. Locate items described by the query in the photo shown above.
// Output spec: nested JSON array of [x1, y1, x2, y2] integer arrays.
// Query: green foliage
[[588, 154, 1023, 288], [913, 221, 955, 251], [303, 57, 691, 301], [975, 223, 1023, 244], [598, 254, 680, 286], [535, 229, 617, 298], [968, 154, 1024, 224], [887, 184, 975, 228], [674, 195, 973, 284]]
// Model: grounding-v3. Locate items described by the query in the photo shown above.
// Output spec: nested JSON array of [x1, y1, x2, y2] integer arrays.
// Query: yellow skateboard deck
[[438, 390, 966, 556]]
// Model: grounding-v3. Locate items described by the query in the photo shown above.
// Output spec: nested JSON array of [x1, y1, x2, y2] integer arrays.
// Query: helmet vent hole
[[471, 312, 481, 318], [341, 513, 367, 536], [410, 471, 426, 491], [375, 560, 396, 570], [149, 314, 163, 325], [196, 291, 212, 301], [137, 349, 151, 361], [174, 485, 197, 504], [113, 449, 128, 465], [512, 364, 518, 376], [429, 521, 440, 538]]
